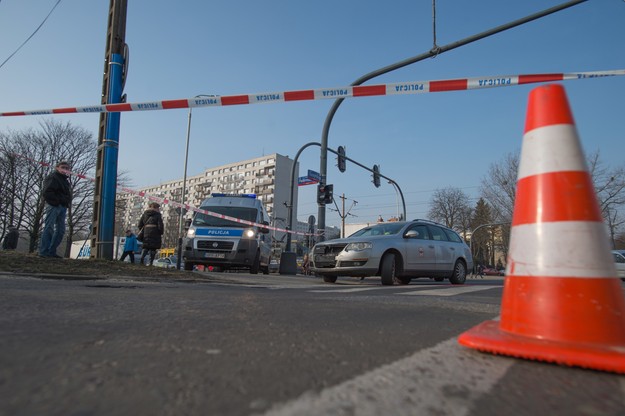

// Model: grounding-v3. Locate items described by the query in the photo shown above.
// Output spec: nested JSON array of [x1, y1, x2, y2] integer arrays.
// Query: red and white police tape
[[3, 150, 312, 237], [1, 69, 623, 117]]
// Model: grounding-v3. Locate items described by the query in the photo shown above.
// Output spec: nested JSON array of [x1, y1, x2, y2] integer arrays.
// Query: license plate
[[205, 253, 225, 259]]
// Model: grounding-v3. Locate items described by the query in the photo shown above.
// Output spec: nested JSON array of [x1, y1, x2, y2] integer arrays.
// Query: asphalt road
[[1, 272, 624, 416]]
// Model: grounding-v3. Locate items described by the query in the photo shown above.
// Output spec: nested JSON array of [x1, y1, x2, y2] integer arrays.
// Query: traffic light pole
[[283, 142, 406, 254], [316, 0, 587, 242]]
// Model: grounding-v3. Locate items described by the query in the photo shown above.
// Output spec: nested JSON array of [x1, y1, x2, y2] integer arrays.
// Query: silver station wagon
[[311, 220, 473, 285]]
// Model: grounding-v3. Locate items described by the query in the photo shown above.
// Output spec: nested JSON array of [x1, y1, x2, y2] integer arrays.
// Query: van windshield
[[193, 206, 258, 228]]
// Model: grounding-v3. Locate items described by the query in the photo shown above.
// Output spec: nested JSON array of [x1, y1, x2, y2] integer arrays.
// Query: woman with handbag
[[137, 202, 164, 265]]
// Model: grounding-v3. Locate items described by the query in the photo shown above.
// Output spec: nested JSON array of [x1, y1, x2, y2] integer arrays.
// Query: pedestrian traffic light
[[317, 184, 325, 204], [337, 145, 346, 173], [373, 165, 381, 188], [324, 184, 334, 203], [317, 184, 334, 204]]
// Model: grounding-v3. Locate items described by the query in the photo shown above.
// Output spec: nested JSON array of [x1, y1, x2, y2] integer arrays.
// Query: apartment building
[[115, 154, 299, 250]]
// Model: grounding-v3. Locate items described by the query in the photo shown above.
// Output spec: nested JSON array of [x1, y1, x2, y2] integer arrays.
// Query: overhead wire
[[0, 0, 63, 70]]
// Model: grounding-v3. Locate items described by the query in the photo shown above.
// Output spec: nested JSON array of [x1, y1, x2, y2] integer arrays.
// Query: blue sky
[[1, 0, 624, 228]]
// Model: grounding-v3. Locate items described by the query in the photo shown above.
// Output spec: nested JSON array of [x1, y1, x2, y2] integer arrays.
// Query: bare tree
[[0, 128, 49, 251], [427, 187, 472, 234], [587, 151, 625, 248], [481, 149, 625, 249], [479, 151, 519, 223], [0, 119, 96, 255]]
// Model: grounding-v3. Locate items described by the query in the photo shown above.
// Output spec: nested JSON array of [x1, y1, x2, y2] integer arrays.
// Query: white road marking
[[308, 286, 399, 293], [399, 285, 501, 296], [308, 284, 500, 296], [260, 335, 513, 416]]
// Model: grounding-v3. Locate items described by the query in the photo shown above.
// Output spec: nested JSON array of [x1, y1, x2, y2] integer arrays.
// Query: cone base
[[458, 320, 625, 374]]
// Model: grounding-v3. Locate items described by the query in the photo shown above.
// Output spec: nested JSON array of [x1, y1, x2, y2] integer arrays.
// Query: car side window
[[406, 224, 429, 240], [428, 225, 449, 241], [443, 229, 462, 243]]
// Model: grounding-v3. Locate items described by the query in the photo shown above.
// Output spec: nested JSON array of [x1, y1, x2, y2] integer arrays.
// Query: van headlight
[[187, 229, 196, 238], [244, 228, 256, 238], [345, 242, 372, 251]]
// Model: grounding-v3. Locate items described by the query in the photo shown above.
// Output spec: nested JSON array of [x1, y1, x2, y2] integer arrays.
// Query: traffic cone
[[458, 84, 625, 373]]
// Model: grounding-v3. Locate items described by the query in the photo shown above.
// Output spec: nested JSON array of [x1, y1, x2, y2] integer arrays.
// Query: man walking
[[39, 161, 72, 258]]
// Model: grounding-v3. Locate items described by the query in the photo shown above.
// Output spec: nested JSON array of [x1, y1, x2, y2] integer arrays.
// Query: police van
[[182, 194, 272, 274]]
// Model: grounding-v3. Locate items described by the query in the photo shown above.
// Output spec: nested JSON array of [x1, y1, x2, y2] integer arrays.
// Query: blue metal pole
[[98, 52, 124, 259]]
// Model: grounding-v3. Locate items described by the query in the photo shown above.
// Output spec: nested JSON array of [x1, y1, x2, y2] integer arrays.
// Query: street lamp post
[[389, 180, 400, 220], [176, 94, 213, 270]]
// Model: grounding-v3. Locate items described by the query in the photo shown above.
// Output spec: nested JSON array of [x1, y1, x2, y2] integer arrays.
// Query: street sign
[[307, 170, 321, 182], [298, 176, 318, 186]]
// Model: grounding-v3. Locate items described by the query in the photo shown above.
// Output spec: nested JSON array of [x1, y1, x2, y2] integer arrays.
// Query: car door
[[403, 224, 436, 273], [426, 225, 454, 272]]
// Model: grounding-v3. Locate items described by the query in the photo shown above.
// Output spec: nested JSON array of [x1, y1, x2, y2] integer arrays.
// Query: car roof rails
[[412, 218, 447, 228]]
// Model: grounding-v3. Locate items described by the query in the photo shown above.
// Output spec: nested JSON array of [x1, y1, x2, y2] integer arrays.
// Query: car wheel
[[449, 260, 467, 285], [250, 251, 260, 274], [323, 275, 338, 283], [183, 262, 194, 271], [380, 253, 398, 286]]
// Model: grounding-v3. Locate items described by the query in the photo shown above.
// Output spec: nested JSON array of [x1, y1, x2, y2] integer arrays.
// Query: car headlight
[[344, 242, 372, 251], [187, 229, 196, 238], [244, 228, 256, 238]]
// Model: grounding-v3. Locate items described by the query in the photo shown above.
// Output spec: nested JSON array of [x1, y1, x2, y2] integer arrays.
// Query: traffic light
[[373, 164, 381, 188], [317, 184, 334, 204], [337, 145, 346, 173]]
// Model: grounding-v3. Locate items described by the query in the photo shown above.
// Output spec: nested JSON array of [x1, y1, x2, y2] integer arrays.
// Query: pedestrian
[[39, 161, 72, 258], [2, 226, 19, 250], [302, 253, 310, 276], [120, 229, 138, 264], [138, 202, 164, 266], [477, 263, 484, 279]]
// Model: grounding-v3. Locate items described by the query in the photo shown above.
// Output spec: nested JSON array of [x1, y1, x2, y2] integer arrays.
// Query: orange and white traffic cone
[[458, 84, 625, 373]]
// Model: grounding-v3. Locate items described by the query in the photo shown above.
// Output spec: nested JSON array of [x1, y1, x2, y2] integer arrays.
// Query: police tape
[[1, 69, 624, 117], [3, 150, 314, 237]]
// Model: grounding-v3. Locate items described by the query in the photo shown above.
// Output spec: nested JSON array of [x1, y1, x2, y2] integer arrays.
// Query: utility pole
[[342, 193, 345, 238], [336, 193, 357, 238], [90, 0, 128, 259]]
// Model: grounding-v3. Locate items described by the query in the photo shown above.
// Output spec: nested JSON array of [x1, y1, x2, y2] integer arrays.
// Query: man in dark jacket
[[138, 202, 164, 265], [2, 226, 19, 250], [39, 161, 72, 258]]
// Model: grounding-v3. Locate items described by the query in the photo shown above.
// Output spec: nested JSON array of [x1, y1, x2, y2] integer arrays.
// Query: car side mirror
[[405, 230, 418, 238], [260, 220, 270, 234]]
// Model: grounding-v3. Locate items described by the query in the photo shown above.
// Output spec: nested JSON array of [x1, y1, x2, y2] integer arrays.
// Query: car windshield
[[348, 223, 405, 237], [193, 206, 257, 228]]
